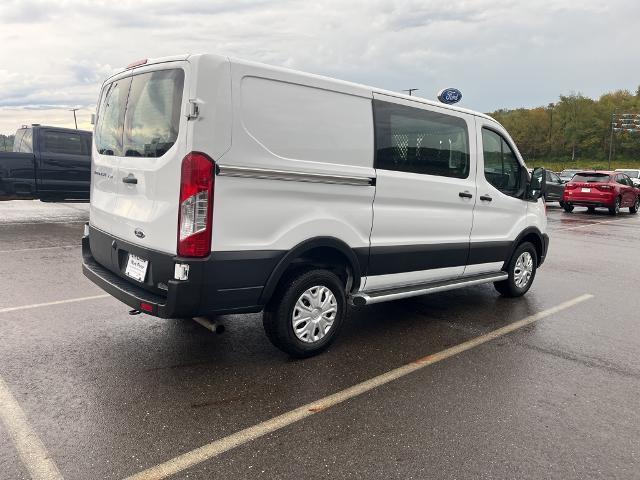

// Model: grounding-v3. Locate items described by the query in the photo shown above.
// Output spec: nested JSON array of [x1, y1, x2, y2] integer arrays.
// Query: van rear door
[[91, 63, 189, 254]]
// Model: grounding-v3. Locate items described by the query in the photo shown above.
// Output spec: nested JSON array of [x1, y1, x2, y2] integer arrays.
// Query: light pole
[[70, 108, 79, 129], [608, 109, 617, 170]]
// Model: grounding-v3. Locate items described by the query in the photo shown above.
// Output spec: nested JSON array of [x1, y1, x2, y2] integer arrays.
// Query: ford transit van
[[82, 53, 549, 357]]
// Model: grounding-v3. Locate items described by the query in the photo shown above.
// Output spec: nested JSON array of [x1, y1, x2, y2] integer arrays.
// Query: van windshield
[[95, 68, 185, 158]]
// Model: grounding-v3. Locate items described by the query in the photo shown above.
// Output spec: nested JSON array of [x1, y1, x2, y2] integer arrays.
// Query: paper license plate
[[581, 188, 591, 193], [125, 254, 148, 282]]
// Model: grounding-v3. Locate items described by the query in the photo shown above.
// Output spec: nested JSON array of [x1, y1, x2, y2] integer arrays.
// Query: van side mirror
[[529, 167, 546, 200], [90, 114, 96, 126]]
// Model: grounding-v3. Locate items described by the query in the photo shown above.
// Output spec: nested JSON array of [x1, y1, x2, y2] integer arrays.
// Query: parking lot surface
[[1, 200, 639, 479]]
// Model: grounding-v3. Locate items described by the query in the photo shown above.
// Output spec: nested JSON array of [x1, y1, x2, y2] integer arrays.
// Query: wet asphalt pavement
[[0, 200, 639, 479]]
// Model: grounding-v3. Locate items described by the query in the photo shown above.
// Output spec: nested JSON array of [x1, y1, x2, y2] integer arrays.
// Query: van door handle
[[480, 195, 492, 202], [122, 174, 138, 185], [458, 191, 473, 198]]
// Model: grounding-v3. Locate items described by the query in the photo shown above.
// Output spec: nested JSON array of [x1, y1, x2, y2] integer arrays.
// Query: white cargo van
[[83, 54, 549, 357]]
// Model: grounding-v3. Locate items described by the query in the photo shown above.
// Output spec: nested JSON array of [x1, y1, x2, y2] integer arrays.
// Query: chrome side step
[[351, 272, 508, 306]]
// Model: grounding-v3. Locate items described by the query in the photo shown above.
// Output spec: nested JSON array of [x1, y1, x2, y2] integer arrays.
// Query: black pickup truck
[[0, 125, 92, 201]]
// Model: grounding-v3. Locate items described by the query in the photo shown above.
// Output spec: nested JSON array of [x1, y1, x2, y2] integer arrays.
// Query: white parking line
[[0, 220, 86, 226], [554, 219, 620, 231], [0, 376, 64, 480], [124, 293, 594, 480], [0, 295, 110, 315], [0, 245, 78, 254]]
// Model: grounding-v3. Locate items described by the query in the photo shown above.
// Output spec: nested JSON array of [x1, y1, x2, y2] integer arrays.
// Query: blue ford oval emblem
[[134, 228, 145, 239], [437, 88, 462, 105]]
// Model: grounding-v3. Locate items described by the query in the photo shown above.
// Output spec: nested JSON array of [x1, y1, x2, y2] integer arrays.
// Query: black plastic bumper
[[539, 233, 550, 266], [82, 225, 278, 318], [82, 233, 202, 318]]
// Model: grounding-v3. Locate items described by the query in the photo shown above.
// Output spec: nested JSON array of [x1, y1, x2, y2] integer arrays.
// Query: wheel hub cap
[[514, 252, 533, 289], [292, 286, 337, 343]]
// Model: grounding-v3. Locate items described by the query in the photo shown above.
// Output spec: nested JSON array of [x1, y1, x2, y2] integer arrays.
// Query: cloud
[[0, 0, 639, 134]]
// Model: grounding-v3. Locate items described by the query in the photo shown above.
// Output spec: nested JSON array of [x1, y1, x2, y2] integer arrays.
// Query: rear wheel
[[494, 242, 537, 298], [263, 269, 346, 358], [563, 203, 574, 213], [630, 197, 640, 214], [609, 197, 621, 215]]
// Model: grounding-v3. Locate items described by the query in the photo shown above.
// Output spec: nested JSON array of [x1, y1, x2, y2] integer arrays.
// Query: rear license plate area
[[125, 254, 149, 282]]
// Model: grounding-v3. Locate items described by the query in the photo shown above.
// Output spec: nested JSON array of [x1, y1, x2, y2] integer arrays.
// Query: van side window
[[373, 100, 470, 179], [482, 128, 523, 197]]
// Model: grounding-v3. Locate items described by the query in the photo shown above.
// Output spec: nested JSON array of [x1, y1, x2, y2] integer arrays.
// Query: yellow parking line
[[0, 295, 110, 315], [124, 293, 594, 480], [0, 376, 64, 480]]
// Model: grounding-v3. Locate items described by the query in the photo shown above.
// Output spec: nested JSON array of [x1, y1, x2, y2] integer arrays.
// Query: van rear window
[[95, 68, 184, 157]]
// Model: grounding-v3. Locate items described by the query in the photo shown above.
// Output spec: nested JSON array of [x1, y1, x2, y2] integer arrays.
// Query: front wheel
[[609, 197, 621, 215], [563, 203, 574, 213], [630, 197, 640, 214], [494, 242, 537, 298], [263, 269, 346, 358]]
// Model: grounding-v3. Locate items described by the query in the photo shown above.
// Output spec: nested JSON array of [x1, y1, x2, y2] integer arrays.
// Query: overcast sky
[[1, 0, 638, 134]]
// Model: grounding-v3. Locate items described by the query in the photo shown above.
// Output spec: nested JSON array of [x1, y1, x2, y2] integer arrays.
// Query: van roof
[[111, 53, 496, 122]]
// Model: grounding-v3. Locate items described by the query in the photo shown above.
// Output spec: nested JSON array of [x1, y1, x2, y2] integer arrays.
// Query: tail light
[[596, 184, 613, 191], [565, 183, 577, 190], [178, 152, 214, 257]]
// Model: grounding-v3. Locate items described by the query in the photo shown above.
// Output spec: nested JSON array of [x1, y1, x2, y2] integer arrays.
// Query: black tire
[[608, 197, 621, 215], [263, 269, 347, 358], [587, 206, 595, 213], [494, 242, 538, 298], [630, 197, 640, 214], [563, 203, 574, 213], [559, 201, 565, 208]]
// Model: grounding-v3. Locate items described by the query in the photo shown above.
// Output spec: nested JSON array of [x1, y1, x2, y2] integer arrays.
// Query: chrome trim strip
[[217, 165, 375, 186], [351, 273, 508, 305]]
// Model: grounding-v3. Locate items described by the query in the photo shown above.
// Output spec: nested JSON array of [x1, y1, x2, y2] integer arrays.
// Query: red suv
[[562, 171, 640, 215]]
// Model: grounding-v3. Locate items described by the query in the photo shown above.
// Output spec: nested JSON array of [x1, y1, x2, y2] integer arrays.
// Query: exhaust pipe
[[193, 316, 225, 334]]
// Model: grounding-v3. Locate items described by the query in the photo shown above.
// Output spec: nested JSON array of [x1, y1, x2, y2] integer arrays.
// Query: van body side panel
[[188, 55, 232, 161], [210, 61, 375, 263]]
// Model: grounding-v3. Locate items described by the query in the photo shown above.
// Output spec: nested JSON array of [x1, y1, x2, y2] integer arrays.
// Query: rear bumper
[[82, 225, 279, 318], [564, 200, 615, 208], [82, 234, 204, 318], [563, 191, 615, 207]]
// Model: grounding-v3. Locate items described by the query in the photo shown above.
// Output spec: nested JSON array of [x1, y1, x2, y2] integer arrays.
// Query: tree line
[[489, 87, 640, 169], [0, 134, 14, 152]]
